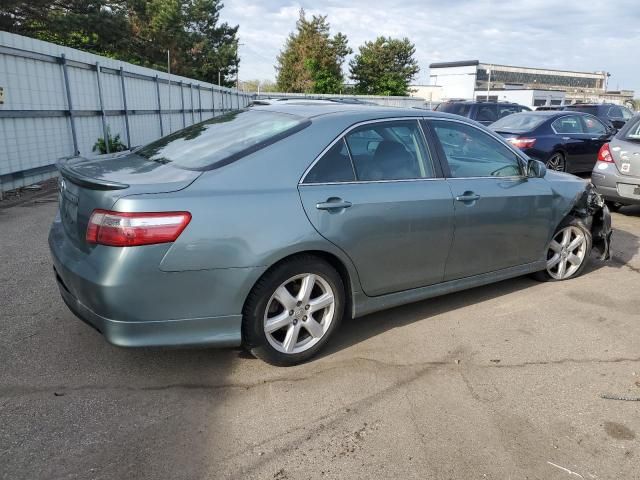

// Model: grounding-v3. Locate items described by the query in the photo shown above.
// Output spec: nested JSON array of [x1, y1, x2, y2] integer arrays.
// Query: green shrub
[[93, 128, 128, 154]]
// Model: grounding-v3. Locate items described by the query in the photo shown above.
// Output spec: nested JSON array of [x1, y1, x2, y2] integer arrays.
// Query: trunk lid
[[57, 152, 201, 251], [610, 138, 640, 177]]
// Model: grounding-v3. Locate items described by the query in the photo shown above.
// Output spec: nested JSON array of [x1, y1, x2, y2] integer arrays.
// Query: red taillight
[[507, 137, 536, 149], [598, 143, 614, 163], [86, 210, 191, 246]]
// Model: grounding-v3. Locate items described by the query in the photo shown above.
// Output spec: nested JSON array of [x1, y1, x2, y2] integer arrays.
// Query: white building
[[428, 60, 634, 108]]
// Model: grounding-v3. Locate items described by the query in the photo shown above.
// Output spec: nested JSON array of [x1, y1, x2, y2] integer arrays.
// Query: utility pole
[[235, 42, 245, 89]]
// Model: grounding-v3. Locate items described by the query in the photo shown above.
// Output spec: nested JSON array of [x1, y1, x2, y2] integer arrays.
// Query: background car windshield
[[136, 110, 307, 170], [490, 114, 546, 133], [436, 103, 471, 116], [623, 118, 640, 141]]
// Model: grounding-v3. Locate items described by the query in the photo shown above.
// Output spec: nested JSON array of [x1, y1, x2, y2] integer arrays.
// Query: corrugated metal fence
[[0, 32, 252, 193]]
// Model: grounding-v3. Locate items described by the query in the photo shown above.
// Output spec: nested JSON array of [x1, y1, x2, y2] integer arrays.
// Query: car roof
[[251, 102, 473, 123], [506, 110, 590, 117], [441, 100, 522, 105]]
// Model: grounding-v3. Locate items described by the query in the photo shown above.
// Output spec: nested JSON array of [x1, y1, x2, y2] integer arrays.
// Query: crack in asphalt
[[2, 355, 639, 399]]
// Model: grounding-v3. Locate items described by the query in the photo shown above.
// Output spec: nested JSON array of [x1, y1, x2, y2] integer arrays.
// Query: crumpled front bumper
[[573, 183, 612, 261]]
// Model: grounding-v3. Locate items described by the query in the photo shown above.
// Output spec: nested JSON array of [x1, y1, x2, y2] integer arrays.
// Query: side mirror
[[527, 159, 546, 178]]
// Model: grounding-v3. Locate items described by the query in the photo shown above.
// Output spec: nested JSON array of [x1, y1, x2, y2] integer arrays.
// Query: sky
[[220, 0, 640, 95]]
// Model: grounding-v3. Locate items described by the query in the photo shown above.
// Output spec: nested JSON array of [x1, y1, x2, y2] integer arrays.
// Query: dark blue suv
[[435, 101, 531, 126]]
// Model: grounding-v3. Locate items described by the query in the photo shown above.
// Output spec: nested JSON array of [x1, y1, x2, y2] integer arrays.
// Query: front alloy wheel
[[546, 225, 588, 280]]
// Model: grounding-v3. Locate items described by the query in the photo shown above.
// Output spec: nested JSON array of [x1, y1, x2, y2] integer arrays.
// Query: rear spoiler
[[56, 157, 129, 190]]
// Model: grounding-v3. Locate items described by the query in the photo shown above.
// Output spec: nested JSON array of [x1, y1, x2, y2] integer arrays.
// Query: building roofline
[[429, 60, 479, 69], [430, 59, 606, 78]]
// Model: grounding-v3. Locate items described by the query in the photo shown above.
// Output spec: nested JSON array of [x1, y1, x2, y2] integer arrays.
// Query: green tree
[[276, 10, 351, 93], [1, 0, 239, 86], [349, 36, 419, 96]]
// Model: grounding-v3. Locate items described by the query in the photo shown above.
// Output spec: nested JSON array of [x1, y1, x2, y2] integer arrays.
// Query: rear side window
[[475, 104, 498, 123], [622, 117, 640, 141], [303, 139, 355, 183], [345, 121, 434, 181], [304, 120, 434, 183], [552, 115, 584, 134], [607, 106, 623, 119], [136, 110, 309, 170], [431, 120, 522, 178], [498, 104, 519, 119]]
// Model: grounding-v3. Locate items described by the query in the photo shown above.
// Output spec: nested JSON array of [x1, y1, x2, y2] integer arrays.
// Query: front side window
[[136, 110, 308, 170], [552, 115, 584, 134], [607, 105, 623, 119], [581, 115, 607, 135], [344, 120, 434, 181], [431, 120, 523, 178], [436, 103, 471, 117]]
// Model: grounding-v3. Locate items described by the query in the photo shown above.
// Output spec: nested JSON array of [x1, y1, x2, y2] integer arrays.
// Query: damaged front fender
[[569, 183, 612, 260]]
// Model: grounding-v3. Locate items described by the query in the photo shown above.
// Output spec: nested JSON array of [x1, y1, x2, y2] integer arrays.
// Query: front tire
[[242, 255, 345, 366], [533, 217, 592, 282]]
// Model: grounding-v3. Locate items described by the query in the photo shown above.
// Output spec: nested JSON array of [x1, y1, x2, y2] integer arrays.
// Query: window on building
[[533, 99, 547, 107]]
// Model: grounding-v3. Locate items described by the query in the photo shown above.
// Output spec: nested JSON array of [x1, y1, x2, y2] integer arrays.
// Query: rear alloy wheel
[[243, 256, 344, 366], [546, 152, 566, 172], [534, 218, 592, 281]]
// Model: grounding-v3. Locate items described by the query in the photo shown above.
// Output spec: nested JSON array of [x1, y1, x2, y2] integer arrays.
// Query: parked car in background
[[565, 103, 634, 130], [490, 111, 616, 173], [592, 113, 640, 210], [535, 106, 566, 111], [50, 104, 611, 366], [435, 100, 531, 125]]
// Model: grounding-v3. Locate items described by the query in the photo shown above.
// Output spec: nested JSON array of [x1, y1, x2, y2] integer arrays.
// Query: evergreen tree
[[350, 36, 419, 96], [276, 10, 350, 93]]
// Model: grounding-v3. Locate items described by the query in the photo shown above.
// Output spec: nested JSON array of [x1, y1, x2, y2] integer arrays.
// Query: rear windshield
[[622, 117, 640, 141], [490, 113, 547, 133], [436, 103, 471, 116], [135, 110, 309, 170], [566, 105, 598, 115]]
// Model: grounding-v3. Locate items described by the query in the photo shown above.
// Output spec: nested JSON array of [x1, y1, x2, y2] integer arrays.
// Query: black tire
[[242, 254, 345, 366], [605, 200, 625, 212], [533, 216, 592, 282], [546, 151, 566, 172]]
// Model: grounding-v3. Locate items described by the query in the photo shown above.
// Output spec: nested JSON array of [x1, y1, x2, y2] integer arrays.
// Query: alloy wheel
[[546, 153, 565, 172], [263, 273, 336, 354], [546, 226, 588, 280]]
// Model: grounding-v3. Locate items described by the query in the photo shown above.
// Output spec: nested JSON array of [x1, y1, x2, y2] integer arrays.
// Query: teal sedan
[[50, 103, 612, 365]]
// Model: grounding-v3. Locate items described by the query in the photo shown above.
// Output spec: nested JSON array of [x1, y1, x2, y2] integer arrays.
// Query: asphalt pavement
[[1, 191, 639, 480]]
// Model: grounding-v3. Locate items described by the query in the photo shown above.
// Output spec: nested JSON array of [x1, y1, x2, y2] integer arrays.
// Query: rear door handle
[[455, 193, 480, 202], [316, 198, 352, 210]]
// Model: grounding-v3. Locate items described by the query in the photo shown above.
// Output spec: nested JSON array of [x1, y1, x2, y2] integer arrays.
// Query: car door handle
[[562, 137, 571, 140], [590, 137, 600, 141], [316, 198, 352, 210], [455, 193, 481, 202]]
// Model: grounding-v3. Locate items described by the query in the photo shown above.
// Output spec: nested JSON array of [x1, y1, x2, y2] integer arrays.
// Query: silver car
[[49, 103, 612, 366], [592, 113, 640, 210]]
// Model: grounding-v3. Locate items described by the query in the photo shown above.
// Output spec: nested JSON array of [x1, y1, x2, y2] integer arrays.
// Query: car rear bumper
[[54, 270, 242, 347], [592, 162, 640, 205], [49, 215, 265, 348]]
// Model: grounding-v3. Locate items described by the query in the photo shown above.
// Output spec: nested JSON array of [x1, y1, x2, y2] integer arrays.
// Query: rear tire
[[533, 216, 592, 282], [546, 152, 566, 172], [242, 255, 344, 366]]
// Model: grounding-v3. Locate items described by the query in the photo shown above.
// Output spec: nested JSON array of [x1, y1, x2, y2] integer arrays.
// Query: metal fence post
[[155, 75, 164, 136], [119, 67, 131, 148], [211, 87, 216, 118], [60, 54, 79, 155], [180, 82, 186, 128], [189, 83, 195, 124], [95, 62, 110, 153]]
